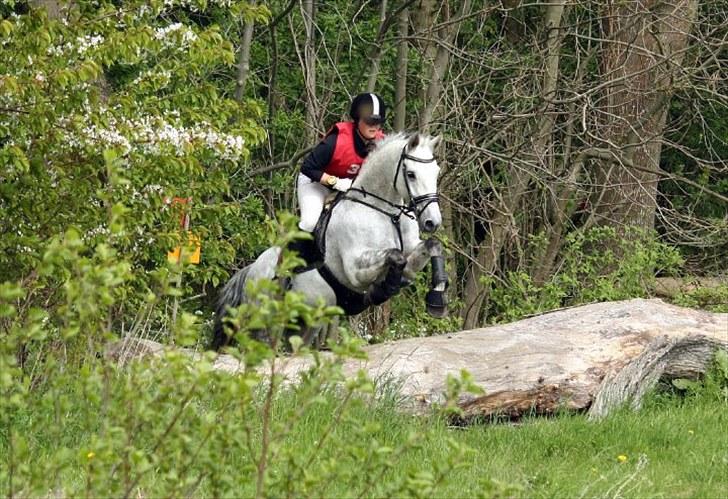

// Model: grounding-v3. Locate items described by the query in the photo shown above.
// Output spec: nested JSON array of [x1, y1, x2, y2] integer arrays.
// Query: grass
[[271, 384, 728, 498], [2, 361, 727, 498]]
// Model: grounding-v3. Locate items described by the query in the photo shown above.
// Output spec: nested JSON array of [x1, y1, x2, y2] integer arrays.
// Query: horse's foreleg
[[404, 239, 449, 318], [363, 250, 407, 306], [350, 249, 401, 287], [403, 238, 442, 281]]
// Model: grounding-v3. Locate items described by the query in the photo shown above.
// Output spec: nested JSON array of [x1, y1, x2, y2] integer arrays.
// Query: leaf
[[714, 349, 728, 380], [0, 20, 13, 37]]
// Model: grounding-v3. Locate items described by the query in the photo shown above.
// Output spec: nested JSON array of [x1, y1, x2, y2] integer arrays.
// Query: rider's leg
[[297, 173, 328, 232], [290, 174, 328, 261]]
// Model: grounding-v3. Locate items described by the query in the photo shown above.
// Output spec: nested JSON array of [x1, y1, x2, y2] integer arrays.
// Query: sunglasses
[[362, 115, 384, 126]]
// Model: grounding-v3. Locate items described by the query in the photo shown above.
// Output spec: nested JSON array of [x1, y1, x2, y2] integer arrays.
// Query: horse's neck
[[354, 145, 402, 204]]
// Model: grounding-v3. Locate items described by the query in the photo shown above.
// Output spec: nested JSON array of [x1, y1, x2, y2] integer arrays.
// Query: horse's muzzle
[[419, 205, 442, 233], [422, 219, 438, 233]]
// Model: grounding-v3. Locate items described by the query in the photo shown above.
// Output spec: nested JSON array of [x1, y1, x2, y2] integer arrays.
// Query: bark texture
[[112, 299, 727, 421], [591, 0, 699, 230]]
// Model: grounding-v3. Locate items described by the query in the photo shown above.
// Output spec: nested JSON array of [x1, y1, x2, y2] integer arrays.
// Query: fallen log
[[652, 276, 727, 300], [111, 298, 727, 420]]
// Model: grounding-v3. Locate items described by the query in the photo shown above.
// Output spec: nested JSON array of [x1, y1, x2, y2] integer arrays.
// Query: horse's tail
[[211, 265, 251, 351]]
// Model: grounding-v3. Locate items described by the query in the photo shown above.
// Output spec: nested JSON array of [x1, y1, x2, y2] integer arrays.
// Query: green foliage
[[1, 0, 273, 340], [486, 227, 684, 323], [0, 209, 476, 497], [670, 350, 728, 401], [672, 284, 728, 313], [385, 270, 463, 341]]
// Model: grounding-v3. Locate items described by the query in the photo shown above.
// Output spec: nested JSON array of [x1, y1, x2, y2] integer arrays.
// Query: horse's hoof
[[427, 304, 448, 318], [425, 290, 448, 318]]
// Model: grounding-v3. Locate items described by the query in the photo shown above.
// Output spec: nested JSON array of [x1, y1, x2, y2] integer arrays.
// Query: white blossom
[[154, 23, 198, 50], [76, 34, 104, 54], [85, 225, 110, 241], [64, 112, 247, 161]]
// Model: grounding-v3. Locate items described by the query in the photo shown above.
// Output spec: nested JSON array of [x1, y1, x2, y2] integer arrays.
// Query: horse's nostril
[[424, 220, 435, 232]]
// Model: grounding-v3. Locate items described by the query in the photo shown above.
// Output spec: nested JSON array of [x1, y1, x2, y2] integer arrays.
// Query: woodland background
[[1, 1, 727, 497], [2, 0, 726, 340]]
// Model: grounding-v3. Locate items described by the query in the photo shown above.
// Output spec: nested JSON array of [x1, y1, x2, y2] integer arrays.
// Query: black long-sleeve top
[[300, 125, 373, 182]]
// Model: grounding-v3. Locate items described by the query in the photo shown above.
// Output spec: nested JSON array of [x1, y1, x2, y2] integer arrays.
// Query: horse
[[211, 132, 448, 349]]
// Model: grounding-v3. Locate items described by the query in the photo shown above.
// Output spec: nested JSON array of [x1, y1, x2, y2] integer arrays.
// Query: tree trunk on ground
[[112, 299, 727, 421]]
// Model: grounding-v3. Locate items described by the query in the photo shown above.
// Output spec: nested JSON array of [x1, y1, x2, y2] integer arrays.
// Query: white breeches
[[297, 173, 330, 232]]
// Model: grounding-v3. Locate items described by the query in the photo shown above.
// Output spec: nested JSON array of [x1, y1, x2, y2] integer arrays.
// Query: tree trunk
[[301, 0, 319, 143], [590, 0, 699, 231], [365, 0, 388, 92], [461, 0, 566, 329], [234, 0, 257, 102], [114, 299, 728, 421], [418, 0, 473, 133], [393, 7, 409, 132]]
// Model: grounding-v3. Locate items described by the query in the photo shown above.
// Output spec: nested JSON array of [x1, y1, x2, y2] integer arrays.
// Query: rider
[[290, 93, 387, 261]]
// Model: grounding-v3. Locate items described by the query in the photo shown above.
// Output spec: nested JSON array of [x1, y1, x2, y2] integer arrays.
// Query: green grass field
[[3, 362, 726, 498], [269, 385, 728, 498]]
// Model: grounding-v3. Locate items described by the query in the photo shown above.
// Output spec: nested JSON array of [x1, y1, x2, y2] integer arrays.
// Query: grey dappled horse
[[212, 132, 448, 349]]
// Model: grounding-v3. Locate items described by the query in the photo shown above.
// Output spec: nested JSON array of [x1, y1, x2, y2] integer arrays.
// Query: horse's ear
[[407, 133, 420, 151], [428, 135, 441, 149]]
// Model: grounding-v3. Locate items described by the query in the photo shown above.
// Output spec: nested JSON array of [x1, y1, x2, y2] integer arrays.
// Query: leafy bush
[[1, 0, 270, 340], [672, 284, 728, 313], [485, 227, 684, 323], [384, 269, 463, 341], [0, 216, 476, 497]]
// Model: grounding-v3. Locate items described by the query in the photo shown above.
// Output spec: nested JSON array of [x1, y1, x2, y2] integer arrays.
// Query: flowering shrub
[[1, 0, 270, 338]]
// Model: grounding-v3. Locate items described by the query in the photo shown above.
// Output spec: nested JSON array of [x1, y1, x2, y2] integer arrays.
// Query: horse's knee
[[298, 215, 318, 232], [386, 249, 406, 268]]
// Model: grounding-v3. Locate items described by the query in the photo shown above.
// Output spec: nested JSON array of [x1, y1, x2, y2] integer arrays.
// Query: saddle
[[287, 192, 371, 315]]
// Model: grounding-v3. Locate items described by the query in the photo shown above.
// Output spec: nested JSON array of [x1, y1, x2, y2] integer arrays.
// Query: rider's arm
[[300, 131, 338, 184]]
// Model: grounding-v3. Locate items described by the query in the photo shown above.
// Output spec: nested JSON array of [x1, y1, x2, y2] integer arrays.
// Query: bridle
[[344, 145, 439, 250], [391, 146, 439, 220]]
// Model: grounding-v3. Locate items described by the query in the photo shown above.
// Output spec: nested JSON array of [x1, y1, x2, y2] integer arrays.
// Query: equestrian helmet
[[349, 93, 387, 125]]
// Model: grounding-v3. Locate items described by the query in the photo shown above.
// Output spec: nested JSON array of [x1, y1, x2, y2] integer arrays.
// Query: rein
[[344, 188, 414, 251], [343, 144, 439, 251]]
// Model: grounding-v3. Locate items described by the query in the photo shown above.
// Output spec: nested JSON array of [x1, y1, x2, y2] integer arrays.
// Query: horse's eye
[[406, 171, 416, 180]]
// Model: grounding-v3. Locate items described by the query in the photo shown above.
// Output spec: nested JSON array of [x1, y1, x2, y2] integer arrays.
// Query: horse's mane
[[359, 132, 412, 171], [353, 132, 410, 191], [372, 131, 410, 151]]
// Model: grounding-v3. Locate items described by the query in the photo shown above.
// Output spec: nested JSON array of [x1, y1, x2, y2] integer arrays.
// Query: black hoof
[[425, 290, 448, 318]]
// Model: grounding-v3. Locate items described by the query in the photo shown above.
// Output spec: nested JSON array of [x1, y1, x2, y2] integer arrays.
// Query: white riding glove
[[332, 177, 353, 192]]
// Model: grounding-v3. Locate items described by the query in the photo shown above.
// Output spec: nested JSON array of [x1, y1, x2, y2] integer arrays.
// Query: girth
[[317, 264, 369, 316]]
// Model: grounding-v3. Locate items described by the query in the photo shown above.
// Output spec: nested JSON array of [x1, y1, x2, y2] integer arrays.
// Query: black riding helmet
[[349, 93, 387, 126]]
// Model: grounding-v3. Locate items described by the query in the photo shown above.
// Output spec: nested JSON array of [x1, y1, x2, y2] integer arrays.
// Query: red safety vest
[[325, 122, 385, 178]]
